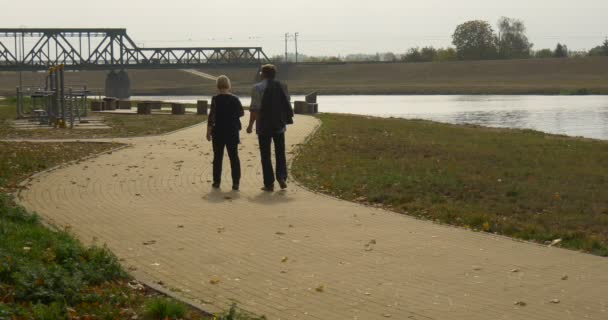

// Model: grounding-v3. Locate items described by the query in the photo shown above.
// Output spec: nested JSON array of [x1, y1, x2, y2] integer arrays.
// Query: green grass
[[293, 114, 608, 256], [144, 298, 187, 319], [0, 99, 206, 139]]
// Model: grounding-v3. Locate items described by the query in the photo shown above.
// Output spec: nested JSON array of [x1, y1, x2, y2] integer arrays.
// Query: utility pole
[[294, 32, 299, 64], [285, 33, 289, 64]]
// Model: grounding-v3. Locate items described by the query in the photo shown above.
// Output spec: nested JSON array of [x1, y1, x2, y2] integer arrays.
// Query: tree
[[382, 52, 398, 62], [553, 43, 569, 58], [534, 49, 553, 59], [403, 47, 438, 63], [497, 17, 533, 59], [434, 48, 458, 61], [452, 20, 498, 60], [403, 48, 423, 62], [420, 47, 438, 61], [588, 39, 608, 56]]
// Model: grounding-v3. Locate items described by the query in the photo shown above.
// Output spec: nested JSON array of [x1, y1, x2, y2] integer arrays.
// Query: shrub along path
[[17, 115, 608, 320]]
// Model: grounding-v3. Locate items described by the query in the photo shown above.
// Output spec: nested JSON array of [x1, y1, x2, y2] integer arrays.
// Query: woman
[[206, 75, 244, 191]]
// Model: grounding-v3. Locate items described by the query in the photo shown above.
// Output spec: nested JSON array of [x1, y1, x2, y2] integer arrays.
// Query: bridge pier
[[105, 70, 131, 99]]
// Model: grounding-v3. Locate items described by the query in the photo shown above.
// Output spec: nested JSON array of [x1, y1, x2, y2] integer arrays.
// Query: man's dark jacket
[[259, 80, 294, 136]]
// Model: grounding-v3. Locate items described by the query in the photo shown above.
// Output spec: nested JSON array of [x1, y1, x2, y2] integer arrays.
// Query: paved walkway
[[18, 115, 608, 320]]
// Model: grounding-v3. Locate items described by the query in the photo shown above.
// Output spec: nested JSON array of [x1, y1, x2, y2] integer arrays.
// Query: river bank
[[1, 57, 607, 96], [292, 113, 608, 256]]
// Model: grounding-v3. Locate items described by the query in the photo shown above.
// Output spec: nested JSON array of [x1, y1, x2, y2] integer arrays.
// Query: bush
[[144, 298, 187, 320], [32, 302, 68, 320]]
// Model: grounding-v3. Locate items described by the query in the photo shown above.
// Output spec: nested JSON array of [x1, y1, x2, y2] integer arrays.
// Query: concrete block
[[90, 101, 103, 111], [137, 103, 152, 115], [197, 100, 208, 115], [171, 103, 186, 115], [294, 101, 315, 114]]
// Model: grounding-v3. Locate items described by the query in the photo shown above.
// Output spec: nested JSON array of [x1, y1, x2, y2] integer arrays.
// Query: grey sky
[[3, 0, 607, 56]]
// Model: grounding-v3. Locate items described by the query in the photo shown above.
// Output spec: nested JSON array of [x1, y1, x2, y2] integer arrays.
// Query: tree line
[[275, 18, 608, 63]]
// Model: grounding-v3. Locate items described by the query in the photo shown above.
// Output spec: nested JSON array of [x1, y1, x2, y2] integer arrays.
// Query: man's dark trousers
[[212, 138, 241, 185], [258, 132, 287, 187]]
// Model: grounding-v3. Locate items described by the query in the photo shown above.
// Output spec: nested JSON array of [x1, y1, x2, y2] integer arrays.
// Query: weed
[[144, 298, 187, 319]]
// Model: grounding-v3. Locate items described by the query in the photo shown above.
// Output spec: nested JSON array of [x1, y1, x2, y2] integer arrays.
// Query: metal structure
[[16, 65, 90, 128], [0, 28, 270, 71]]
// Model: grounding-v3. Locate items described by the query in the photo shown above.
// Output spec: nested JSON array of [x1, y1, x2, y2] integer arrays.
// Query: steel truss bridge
[[0, 28, 270, 71]]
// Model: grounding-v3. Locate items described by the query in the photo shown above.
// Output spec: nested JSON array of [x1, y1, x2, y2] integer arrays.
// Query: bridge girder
[[0, 28, 270, 71]]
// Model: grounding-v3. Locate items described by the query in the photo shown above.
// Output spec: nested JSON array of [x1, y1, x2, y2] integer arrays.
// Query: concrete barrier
[[103, 97, 117, 111], [90, 101, 103, 111], [137, 102, 152, 115], [294, 101, 315, 114], [171, 103, 186, 115], [197, 100, 208, 115]]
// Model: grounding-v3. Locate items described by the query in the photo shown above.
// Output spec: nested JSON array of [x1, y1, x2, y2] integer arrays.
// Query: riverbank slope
[[1, 57, 607, 95]]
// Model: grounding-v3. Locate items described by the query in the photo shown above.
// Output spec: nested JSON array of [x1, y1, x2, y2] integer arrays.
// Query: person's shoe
[[232, 184, 239, 191], [261, 185, 274, 192], [212, 182, 220, 189], [278, 178, 288, 190]]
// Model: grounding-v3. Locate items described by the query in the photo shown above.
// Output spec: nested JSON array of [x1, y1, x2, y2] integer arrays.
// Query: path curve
[[18, 115, 608, 320]]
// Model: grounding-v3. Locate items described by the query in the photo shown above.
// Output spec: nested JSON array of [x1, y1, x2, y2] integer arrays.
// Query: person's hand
[[246, 125, 253, 134], [206, 131, 212, 141]]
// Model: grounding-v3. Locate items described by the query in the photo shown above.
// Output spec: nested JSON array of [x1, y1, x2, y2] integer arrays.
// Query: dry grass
[[2, 57, 607, 95], [0, 100, 206, 139]]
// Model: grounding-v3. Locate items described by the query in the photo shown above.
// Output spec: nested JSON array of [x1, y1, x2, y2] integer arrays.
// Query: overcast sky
[[2, 0, 607, 56]]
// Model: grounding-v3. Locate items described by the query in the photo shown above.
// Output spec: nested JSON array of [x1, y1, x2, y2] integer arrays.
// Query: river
[[130, 95, 608, 140]]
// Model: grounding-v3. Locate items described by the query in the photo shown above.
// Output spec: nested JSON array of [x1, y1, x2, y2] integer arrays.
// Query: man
[[247, 64, 294, 192]]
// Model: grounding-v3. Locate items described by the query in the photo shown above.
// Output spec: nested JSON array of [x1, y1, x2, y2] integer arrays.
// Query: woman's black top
[[208, 94, 245, 144]]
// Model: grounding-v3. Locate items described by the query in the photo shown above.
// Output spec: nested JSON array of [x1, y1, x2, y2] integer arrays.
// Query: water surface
[[131, 95, 608, 140]]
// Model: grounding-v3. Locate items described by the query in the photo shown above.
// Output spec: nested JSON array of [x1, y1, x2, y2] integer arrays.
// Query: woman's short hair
[[216, 75, 231, 90], [261, 64, 277, 80]]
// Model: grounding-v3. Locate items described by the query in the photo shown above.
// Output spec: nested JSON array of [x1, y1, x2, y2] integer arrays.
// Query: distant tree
[[534, 49, 554, 59], [497, 17, 533, 59], [382, 52, 398, 62], [553, 43, 569, 58], [434, 48, 458, 61], [420, 47, 438, 61], [403, 48, 423, 62], [403, 47, 438, 63], [588, 39, 608, 56], [344, 53, 377, 62], [271, 55, 285, 63], [452, 20, 498, 60]]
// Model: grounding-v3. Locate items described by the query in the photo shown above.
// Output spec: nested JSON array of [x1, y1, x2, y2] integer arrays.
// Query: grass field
[[2, 57, 607, 95], [0, 98, 206, 139], [292, 114, 608, 256]]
